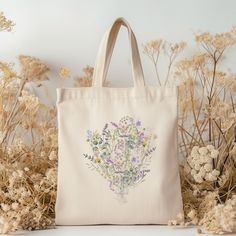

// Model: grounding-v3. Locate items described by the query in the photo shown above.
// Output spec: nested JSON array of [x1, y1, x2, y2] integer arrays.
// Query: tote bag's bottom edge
[[56, 223, 168, 227], [55, 223, 170, 226], [55, 218, 174, 226]]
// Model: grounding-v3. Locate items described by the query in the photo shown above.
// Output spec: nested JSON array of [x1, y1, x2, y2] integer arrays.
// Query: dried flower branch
[[169, 26, 236, 234], [143, 40, 164, 85], [0, 12, 14, 32], [144, 26, 236, 235], [0, 56, 56, 234], [74, 65, 94, 87], [143, 39, 186, 85], [18, 55, 49, 82], [74, 65, 109, 87]]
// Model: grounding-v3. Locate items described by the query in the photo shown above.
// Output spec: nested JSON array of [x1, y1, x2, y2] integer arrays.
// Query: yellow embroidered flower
[[95, 156, 102, 163], [142, 139, 148, 147]]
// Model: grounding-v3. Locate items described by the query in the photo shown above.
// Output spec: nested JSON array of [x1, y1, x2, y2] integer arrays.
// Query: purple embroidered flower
[[106, 159, 113, 164], [111, 122, 118, 128], [86, 130, 92, 141], [131, 156, 137, 163], [136, 120, 141, 126]]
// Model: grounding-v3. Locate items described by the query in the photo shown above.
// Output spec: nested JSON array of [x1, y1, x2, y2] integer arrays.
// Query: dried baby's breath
[[0, 12, 14, 32], [187, 145, 220, 183], [59, 67, 70, 78], [199, 195, 236, 234], [18, 55, 49, 82], [74, 65, 109, 87], [0, 55, 57, 234], [74, 65, 94, 87], [143, 39, 186, 85], [145, 26, 236, 234], [0, 62, 16, 80], [216, 74, 236, 92]]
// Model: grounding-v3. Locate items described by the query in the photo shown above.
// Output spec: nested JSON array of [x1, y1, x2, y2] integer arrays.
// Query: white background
[[1, 0, 236, 105], [1, 1, 236, 235]]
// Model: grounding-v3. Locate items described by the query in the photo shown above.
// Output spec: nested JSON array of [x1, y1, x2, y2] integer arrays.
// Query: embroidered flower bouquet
[[84, 116, 157, 201]]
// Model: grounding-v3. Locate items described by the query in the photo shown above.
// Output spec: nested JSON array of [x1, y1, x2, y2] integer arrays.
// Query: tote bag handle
[[92, 17, 145, 88]]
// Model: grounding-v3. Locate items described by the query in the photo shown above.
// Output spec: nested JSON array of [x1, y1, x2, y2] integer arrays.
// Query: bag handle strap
[[92, 17, 145, 87]]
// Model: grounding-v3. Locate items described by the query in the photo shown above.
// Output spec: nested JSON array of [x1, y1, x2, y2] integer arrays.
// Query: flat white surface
[[13, 226, 211, 236]]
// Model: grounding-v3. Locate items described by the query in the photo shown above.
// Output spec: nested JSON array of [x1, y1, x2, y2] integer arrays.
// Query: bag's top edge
[[56, 85, 178, 91], [56, 86, 178, 103]]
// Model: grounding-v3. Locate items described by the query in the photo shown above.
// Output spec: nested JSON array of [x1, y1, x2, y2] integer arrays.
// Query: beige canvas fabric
[[55, 17, 183, 225]]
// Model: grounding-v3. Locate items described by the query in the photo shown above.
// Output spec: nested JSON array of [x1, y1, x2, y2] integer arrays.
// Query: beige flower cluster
[[0, 54, 57, 234], [216, 74, 236, 93], [200, 195, 236, 234], [0, 12, 14, 32], [146, 26, 236, 235], [187, 145, 220, 183], [195, 28, 236, 51], [18, 90, 39, 110], [143, 39, 164, 56], [73, 65, 109, 87], [58, 67, 70, 78], [18, 55, 49, 82], [74, 65, 94, 87], [143, 39, 186, 86]]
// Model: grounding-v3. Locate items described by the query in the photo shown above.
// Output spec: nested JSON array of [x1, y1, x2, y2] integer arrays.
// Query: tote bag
[[56, 17, 183, 225]]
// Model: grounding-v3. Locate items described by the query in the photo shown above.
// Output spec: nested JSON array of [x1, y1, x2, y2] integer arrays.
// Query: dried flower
[[187, 145, 220, 183], [74, 65, 109, 87], [74, 65, 94, 87], [0, 62, 16, 80], [170, 25, 236, 235], [0, 11, 14, 32], [200, 195, 236, 234], [18, 90, 39, 110], [0, 55, 57, 233], [18, 55, 49, 82], [195, 31, 236, 52], [143, 39, 186, 85], [216, 74, 236, 92], [59, 67, 70, 78], [143, 39, 164, 55]]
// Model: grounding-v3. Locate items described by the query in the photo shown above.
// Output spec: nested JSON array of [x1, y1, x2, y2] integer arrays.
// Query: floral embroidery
[[83, 116, 157, 202]]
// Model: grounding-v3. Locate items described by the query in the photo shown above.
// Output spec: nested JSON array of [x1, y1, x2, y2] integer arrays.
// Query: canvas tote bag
[[56, 17, 183, 225]]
